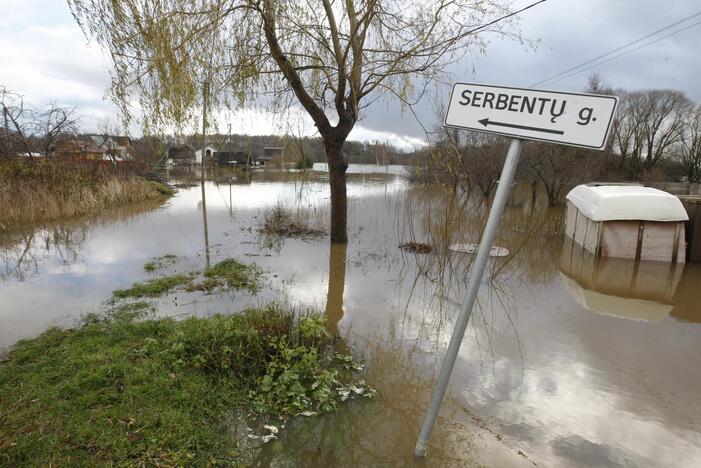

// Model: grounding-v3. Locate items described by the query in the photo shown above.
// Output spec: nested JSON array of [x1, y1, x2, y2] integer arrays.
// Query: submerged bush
[[259, 203, 325, 240], [294, 155, 314, 170], [0, 304, 372, 465]]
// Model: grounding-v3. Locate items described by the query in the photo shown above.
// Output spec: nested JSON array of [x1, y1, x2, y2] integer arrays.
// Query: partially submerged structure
[[565, 184, 688, 263]]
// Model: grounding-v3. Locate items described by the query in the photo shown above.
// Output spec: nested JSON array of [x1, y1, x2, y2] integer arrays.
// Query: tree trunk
[[324, 138, 349, 243]]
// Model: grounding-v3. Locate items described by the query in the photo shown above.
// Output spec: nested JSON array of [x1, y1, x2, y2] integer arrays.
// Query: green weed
[[143, 254, 179, 273], [113, 274, 194, 298], [147, 180, 175, 196], [116, 257, 264, 299]]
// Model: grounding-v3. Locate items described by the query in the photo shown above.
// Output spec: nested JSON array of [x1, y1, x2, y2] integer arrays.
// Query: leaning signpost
[[414, 83, 618, 457]]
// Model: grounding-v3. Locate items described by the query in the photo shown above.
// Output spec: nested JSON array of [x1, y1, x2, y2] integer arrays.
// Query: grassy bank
[[0, 159, 173, 230], [0, 303, 372, 466]]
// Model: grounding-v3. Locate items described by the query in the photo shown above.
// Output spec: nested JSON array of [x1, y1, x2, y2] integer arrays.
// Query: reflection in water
[[254, 336, 529, 467], [201, 180, 211, 269], [560, 240, 701, 324], [324, 242, 347, 336], [671, 263, 701, 323], [560, 240, 683, 322], [0, 199, 166, 281], [1, 167, 700, 467]]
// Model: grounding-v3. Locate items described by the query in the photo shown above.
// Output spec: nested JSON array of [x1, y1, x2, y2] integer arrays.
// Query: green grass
[[199, 258, 263, 291], [116, 257, 264, 298], [146, 180, 175, 196], [143, 254, 179, 273], [0, 304, 372, 466], [113, 273, 194, 298]]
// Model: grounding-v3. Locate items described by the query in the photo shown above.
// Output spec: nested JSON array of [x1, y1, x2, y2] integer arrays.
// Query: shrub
[[259, 203, 325, 239]]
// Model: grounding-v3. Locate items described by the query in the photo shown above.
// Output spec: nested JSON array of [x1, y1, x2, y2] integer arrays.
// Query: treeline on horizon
[[4, 74, 701, 207]]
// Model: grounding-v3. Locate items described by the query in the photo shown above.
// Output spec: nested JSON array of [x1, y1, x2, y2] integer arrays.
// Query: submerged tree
[[68, 0, 529, 242]]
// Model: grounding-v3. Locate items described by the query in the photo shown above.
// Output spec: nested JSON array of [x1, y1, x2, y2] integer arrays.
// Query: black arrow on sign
[[478, 118, 564, 135]]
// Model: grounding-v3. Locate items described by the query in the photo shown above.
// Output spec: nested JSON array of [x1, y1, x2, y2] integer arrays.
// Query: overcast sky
[[1, 0, 700, 150]]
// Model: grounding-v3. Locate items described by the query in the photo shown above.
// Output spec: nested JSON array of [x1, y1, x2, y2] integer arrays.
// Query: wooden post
[[678, 195, 701, 262]]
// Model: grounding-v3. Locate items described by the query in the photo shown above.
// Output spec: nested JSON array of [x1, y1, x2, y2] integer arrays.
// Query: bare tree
[[67, 0, 529, 242], [610, 90, 644, 172], [39, 104, 79, 157], [680, 105, 701, 183], [522, 142, 601, 207], [611, 89, 692, 177], [0, 87, 34, 157], [96, 118, 124, 164], [0, 86, 78, 158], [283, 112, 315, 171], [638, 90, 692, 170]]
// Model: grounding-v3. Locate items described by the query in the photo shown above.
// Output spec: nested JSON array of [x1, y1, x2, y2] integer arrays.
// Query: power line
[[542, 19, 701, 87], [532, 10, 701, 87], [467, 0, 548, 36]]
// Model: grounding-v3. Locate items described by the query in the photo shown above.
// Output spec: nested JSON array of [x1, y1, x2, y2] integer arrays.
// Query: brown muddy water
[[1, 165, 700, 467]]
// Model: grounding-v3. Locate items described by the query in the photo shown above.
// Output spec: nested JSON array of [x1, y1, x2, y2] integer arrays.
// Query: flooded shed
[[565, 184, 688, 263]]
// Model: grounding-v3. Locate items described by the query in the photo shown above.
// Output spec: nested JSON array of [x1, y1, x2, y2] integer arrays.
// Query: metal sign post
[[414, 138, 522, 457], [414, 83, 618, 457]]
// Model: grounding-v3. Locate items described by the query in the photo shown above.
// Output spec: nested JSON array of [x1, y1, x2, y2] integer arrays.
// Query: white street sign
[[445, 83, 618, 150]]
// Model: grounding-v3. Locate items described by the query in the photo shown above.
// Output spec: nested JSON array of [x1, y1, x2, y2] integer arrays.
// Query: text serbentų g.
[[458, 90, 596, 125]]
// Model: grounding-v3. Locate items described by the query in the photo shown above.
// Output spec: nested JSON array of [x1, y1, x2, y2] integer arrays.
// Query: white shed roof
[[566, 184, 689, 222]]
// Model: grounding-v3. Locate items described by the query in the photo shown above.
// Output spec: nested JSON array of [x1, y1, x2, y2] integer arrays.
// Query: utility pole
[[201, 82, 209, 181], [200, 81, 210, 268]]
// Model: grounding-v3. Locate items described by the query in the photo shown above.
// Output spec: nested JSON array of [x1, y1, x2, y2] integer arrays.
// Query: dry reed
[[0, 159, 172, 230]]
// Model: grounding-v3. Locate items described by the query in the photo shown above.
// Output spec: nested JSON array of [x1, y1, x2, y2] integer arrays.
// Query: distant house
[[167, 144, 195, 163], [52, 135, 132, 162], [83, 134, 132, 161], [259, 146, 286, 168], [194, 145, 217, 165], [53, 137, 104, 161]]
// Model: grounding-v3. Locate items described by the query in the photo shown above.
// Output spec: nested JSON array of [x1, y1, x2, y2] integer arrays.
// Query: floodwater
[[1, 165, 701, 467]]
